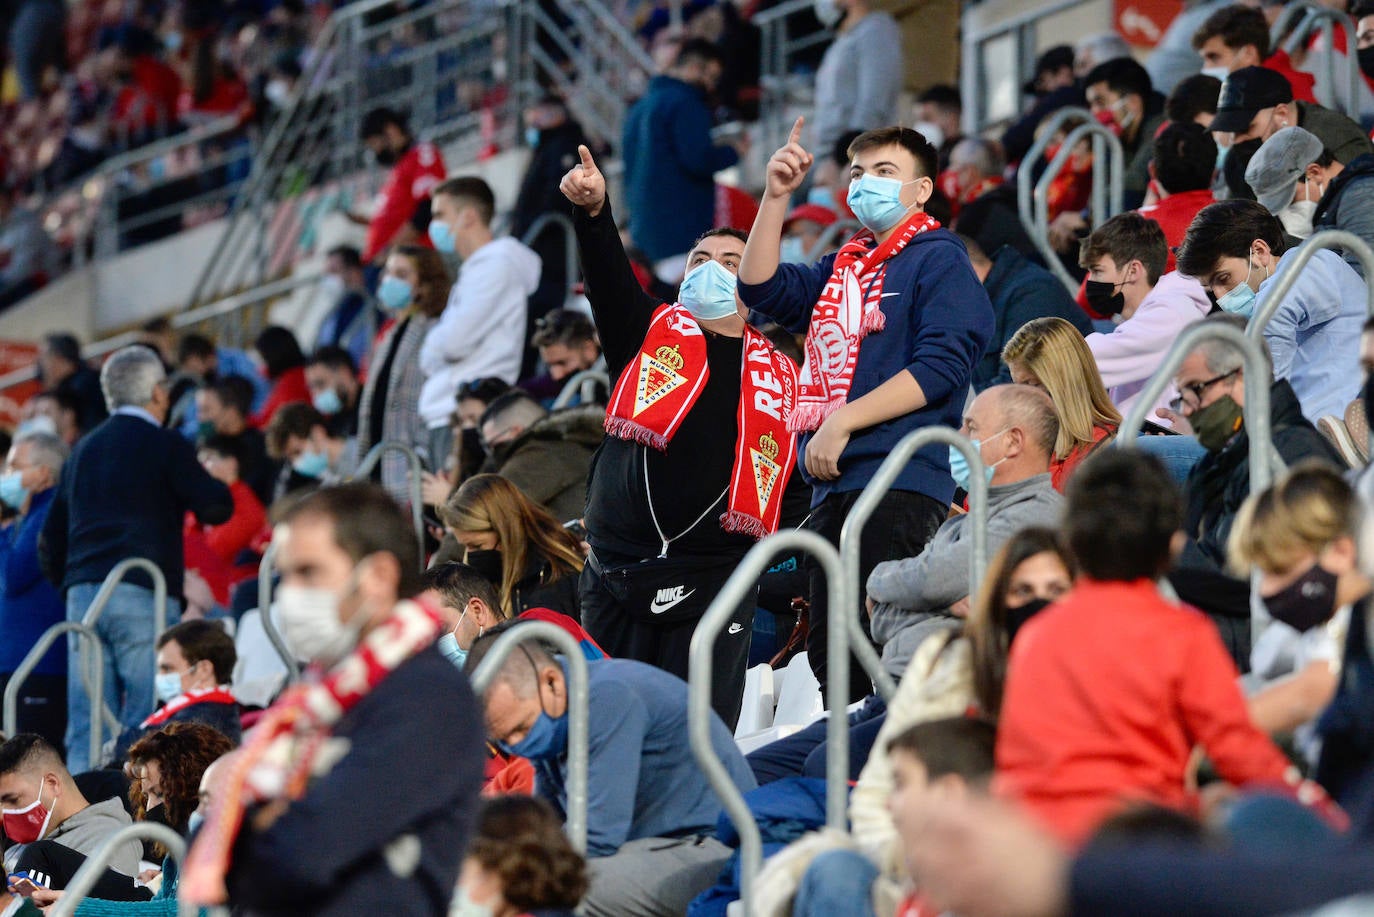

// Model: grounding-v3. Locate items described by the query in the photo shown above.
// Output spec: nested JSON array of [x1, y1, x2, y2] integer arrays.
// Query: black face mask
[[1005, 597, 1054, 645], [459, 427, 483, 460], [465, 549, 503, 587], [1363, 374, 1374, 436], [1263, 564, 1339, 632], [1359, 45, 1374, 81], [1084, 279, 1125, 316]]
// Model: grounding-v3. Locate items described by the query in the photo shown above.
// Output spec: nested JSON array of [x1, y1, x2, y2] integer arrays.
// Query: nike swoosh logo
[[727, 623, 744, 635], [881, 292, 900, 297], [650, 589, 696, 614]]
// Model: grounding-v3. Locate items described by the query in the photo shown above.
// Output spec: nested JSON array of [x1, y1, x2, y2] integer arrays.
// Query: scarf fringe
[[787, 397, 848, 433], [859, 306, 886, 335], [720, 510, 769, 540], [604, 415, 669, 451]]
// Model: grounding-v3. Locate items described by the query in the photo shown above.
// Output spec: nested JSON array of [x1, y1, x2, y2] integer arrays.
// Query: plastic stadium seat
[[734, 664, 776, 738], [231, 606, 291, 709]]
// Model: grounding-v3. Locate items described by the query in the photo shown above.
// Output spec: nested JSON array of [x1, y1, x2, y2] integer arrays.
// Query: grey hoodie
[[868, 473, 1063, 679], [47, 796, 141, 876]]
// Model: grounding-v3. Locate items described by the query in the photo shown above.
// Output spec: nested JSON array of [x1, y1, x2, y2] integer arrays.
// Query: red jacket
[[1049, 423, 1116, 491], [1137, 189, 1215, 273], [996, 578, 1292, 845], [251, 366, 310, 429], [363, 142, 447, 262]]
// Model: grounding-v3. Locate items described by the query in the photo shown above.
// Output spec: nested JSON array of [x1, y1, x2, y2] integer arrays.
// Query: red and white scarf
[[791, 211, 941, 432], [605, 304, 799, 539], [139, 686, 238, 729], [180, 599, 444, 906]]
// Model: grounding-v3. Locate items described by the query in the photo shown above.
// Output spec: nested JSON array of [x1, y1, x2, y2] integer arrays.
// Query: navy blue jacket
[[39, 413, 233, 596], [738, 228, 994, 507], [975, 245, 1092, 391], [621, 75, 738, 262], [226, 644, 485, 917], [0, 489, 65, 676]]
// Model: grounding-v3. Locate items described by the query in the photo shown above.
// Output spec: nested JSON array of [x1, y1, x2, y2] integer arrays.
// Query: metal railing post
[[350, 441, 427, 569], [81, 558, 169, 637], [839, 428, 988, 703], [520, 212, 581, 305], [257, 539, 300, 682], [689, 529, 848, 914], [551, 370, 610, 409], [804, 219, 862, 263], [5, 622, 106, 768], [1016, 106, 1093, 288], [49, 822, 187, 917], [1031, 121, 1126, 293], [468, 621, 589, 853], [1273, 1, 1359, 115]]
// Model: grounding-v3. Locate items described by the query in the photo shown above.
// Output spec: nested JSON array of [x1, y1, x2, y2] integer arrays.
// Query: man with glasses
[[1168, 314, 1342, 668]]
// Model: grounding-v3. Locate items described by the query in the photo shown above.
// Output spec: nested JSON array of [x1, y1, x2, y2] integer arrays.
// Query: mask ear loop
[[519, 642, 553, 719]]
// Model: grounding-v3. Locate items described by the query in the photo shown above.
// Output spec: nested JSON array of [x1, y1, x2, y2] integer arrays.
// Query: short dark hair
[[307, 345, 357, 377], [917, 84, 962, 113], [675, 38, 725, 69], [360, 106, 407, 141], [325, 245, 363, 271], [0, 733, 63, 779], [253, 326, 306, 379], [531, 310, 598, 350], [848, 127, 939, 181], [198, 433, 244, 469], [1079, 212, 1169, 285], [1176, 199, 1287, 279], [207, 375, 255, 418], [419, 562, 502, 612], [157, 619, 236, 684], [1166, 74, 1223, 123], [691, 226, 749, 251], [265, 402, 328, 458], [278, 483, 423, 598], [885, 717, 997, 785], [432, 176, 496, 226], [1083, 57, 1153, 102], [1065, 449, 1183, 580], [177, 333, 215, 364], [456, 376, 512, 405], [1153, 121, 1217, 194], [43, 333, 81, 366], [1192, 5, 1271, 58]]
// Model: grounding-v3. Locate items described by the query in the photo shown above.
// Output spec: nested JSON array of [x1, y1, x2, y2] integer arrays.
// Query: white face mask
[[912, 120, 944, 150], [1278, 199, 1317, 239], [276, 565, 369, 667], [1201, 65, 1230, 83], [449, 887, 496, 917]]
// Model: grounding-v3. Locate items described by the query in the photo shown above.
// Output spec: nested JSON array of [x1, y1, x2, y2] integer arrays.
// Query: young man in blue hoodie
[[738, 121, 994, 702]]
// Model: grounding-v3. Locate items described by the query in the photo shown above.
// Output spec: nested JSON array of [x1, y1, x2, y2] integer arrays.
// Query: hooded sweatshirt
[[417, 236, 541, 428], [34, 797, 140, 877], [1085, 271, 1210, 424]]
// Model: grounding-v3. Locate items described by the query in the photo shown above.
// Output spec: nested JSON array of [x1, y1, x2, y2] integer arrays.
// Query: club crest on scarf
[[750, 431, 783, 516], [634, 344, 688, 417]]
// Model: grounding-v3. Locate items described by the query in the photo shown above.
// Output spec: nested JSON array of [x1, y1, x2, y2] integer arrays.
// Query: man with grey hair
[[0, 430, 70, 749], [950, 137, 1038, 261], [39, 345, 232, 772]]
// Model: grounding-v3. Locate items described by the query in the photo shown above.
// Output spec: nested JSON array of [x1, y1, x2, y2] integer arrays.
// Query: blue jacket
[[621, 75, 738, 262], [976, 245, 1092, 390], [738, 228, 995, 507], [0, 489, 64, 676]]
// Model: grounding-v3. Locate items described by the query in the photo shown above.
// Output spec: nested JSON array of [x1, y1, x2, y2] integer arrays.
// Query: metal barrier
[[1272, 0, 1360, 116], [350, 440, 427, 570], [468, 621, 589, 853], [81, 558, 169, 638], [839, 427, 988, 702], [689, 529, 848, 914], [520, 212, 581, 308], [49, 822, 188, 917], [256, 539, 300, 684], [755, 0, 836, 144], [551, 370, 610, 409], [804, 219, 863, 263], [4, 622, 106, 767]]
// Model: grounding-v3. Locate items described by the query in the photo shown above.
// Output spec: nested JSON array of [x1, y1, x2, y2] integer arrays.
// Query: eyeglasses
[[1170, 368, 1240, 413]]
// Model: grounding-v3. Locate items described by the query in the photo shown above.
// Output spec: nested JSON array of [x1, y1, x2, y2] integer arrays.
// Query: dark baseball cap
[[1210, 66, 1294, 134]]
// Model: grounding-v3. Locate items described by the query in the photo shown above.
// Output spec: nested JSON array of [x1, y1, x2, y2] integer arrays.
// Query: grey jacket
[[812, 12, 904, 152], [18, 796, 141, 877], [868, 473, 1063, 679]]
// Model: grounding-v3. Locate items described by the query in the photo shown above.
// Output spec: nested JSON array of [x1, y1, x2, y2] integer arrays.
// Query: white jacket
[[418, 237, 541, 428]]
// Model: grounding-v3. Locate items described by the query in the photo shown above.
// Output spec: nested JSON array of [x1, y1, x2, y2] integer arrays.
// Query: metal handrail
[[520, 212, 581, 309], [256, 539, 300, 683], [689, 529, 848, 914], [1017, 106, 1092, 276], [551, 370, 610, 409], [50, 822, 187, 917], [839, 428, 989, 702], [82, 558, 169, 637], [4, 622, 106, 767], [468, 621, 589, 853], [350, 441, 427, 569], [804, 219, 862, 263], [1273, 1, 1360, 116], [1031, 121, 1125, 293]]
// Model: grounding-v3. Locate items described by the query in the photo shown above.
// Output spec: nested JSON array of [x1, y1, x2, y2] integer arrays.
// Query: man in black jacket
[[38, 333, 107, 436], [39, 345, 233, 772]]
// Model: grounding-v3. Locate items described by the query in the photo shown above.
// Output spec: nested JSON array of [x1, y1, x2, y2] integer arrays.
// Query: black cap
[[1210, 66, 1294, 133], [1024, 45, 1075, 95]]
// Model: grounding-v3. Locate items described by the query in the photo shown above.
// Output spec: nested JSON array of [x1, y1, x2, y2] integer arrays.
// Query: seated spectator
[[468, 627, 755, 916], [265, 402, 357, 490], [304, 345, 361, 438], [1001, 44, 1085, 166], [194, 434, 268, 566], [0, 733, 141, 881], [1176, 199, 1364, 423], [961, 238, 1092, 392], [455, 795, 588, 917], [0, 431, 69, 750], [1081, 213, 1210, 420], [0, 182, 57, 307], [38, 333, 106, 434], [779, 202, 839, 265], [1165, 73, 1222, 127], [949, 139, 1036, 261], [1192, 4, 1316, 102], [440, 474, 585, 620], [916, 85, 966, 172], [111, 619, 241, 765], [477, 391, 604, 523], [1245, 126, 1326, 242], [1137, 121, 1216, 271], [249, 326, 310, 429], [21, 390, 81, 447], [169, 334, 269, 441], [194, 376, 276, 505], [1084, 58, 1167, 207], [421, 377, 517, 509], [867, 385, 1064, 678], [996, 449, 1305, 845], [1210, 67, 1373, 166], [520, 309, 606, 405], [314, 246, 378, 368], [1310, 138, 1374, 279], [1003, 317, 1121, 490], [1231, 465, 1365, 753], [422, 562, 605, 669]]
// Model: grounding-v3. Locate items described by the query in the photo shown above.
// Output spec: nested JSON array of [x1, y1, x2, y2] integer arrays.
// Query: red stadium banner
[[0, 340, 42, 424], [1115, 0, 1184, 48]]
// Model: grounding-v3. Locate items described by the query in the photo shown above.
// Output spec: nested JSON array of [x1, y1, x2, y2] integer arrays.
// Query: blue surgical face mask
[[293, 449, 330, 479], [947, 428, 1009, 491], [779, 236, 807, 264], [428, 219, 457, 254], [187, 810, 204, 837], [807, 186, 837, 210], [312, 388, 343, 416], [154, 671, 184, 704], [498, 708, 569, 761], [678, 259, 740, 321], [0, 471, 28, 510], [524, 126, 540, 148], [847, 174, 921, 233], [437, 631, 467, 668], [1216, 253, 1265, 318], [376, 275, 413, 312]]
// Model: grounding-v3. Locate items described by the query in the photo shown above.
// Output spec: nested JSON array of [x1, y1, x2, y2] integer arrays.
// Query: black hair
[[307, 345, 357, 376], [691, 226, 749, 250], [360, 106, 408, 141], [265, 402, 329, 458], [1222, 137, 1262, 202], [419, 562, 502, 613], [177, 334, 215, 364], [1153, 121, 1218, 194], [917, 84, 962, 113], [1176, 199, 1287, 279], [42, 333, 81, 366], [1166, 74, 1223, 124], [325, 245, 363, 270], [1065, 449, 1183, 581], [207, 375, 255, 419], [198, 433, 245, 469], [1083, 56, 1154, 102], [675, 37, 725, 69], [156, 619, 236, 684], [531, 310, 598, 349], [0, 733, 60, 778], [432, 176, 497, 226], [456, 376, 512, 405], [253, 326, 306, 379], [278, 483, 423, 598]]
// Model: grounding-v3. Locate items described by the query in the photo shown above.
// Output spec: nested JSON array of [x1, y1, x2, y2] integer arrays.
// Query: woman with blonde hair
[[1002, 316, 1120, 490], [441, 473, 584, 619]]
